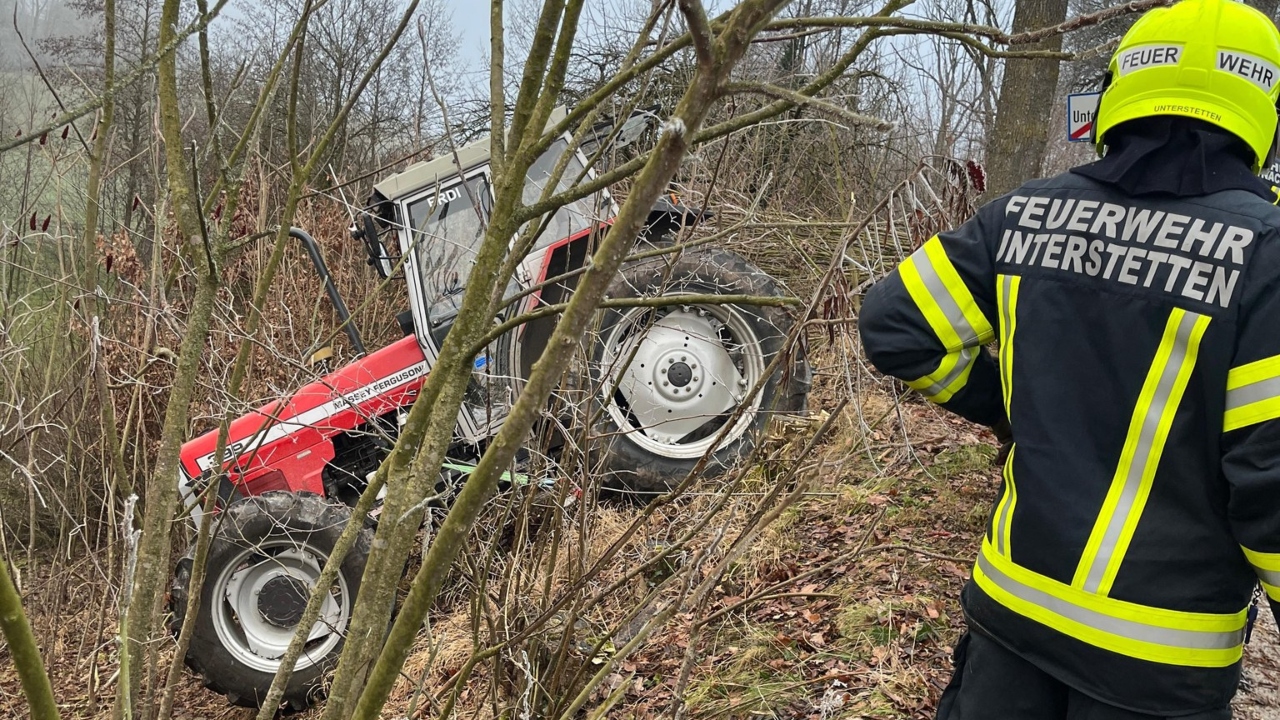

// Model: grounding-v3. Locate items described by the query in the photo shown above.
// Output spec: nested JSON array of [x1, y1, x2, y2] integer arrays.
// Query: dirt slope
[[1237, 610, 1280, 720], [3, 392, 1278, 719]]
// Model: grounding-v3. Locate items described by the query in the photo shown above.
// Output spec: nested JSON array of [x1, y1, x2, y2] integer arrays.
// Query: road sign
[[1067, 92, 1102, 142]]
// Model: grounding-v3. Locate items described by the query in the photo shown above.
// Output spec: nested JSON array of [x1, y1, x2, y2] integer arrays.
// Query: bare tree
[[985, 0, 1071, 196]]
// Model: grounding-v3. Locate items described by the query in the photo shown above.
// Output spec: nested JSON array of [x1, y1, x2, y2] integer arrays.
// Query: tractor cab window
[[407, 174, 492, 326], [522, 139, 602, 249]]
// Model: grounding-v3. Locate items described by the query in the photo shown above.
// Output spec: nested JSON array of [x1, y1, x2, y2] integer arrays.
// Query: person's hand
[[992, 418, 1012, 466]]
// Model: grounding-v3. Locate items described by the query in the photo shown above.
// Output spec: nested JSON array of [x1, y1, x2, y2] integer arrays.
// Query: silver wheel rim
[[211, 538, 350, 674], [600, 298, 767, 460]]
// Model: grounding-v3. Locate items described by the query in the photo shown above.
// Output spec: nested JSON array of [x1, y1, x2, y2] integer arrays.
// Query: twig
[[0, 0, 233, 154], [724, 81, 893, 131], [11, 6, 90, 153]]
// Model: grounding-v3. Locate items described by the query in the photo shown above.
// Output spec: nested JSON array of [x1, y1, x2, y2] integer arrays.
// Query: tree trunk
[[118, 1, 214, 716], [0, 555, 59, 720], [984, 0, 1070, 197]]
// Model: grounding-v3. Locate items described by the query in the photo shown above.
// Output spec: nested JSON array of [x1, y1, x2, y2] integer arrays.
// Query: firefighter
[[859, 1, 1280, 718]]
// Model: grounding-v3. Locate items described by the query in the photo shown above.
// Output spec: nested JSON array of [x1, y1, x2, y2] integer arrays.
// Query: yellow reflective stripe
[[992, 446, 1017, 557], [1263, 581, 1280, 602], [920, 238, 994, 345], [975, 541, 1246, 668], [990, 274, 1021, 558], [1074, 309, 1211, 595], [1244, 547, 1280, 572], [997, 274, 1020, 416], [1243, 547, 1280, 597], [905, 349, 977, 403], [1224, 355, 1280, 431], [899, 238, 994, 403], [987, 275, 1021, 557]]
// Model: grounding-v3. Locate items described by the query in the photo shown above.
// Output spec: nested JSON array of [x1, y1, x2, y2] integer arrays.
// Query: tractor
[[168, 109, 810, 709]]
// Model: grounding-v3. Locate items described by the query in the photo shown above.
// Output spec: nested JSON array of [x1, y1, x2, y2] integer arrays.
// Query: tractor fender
[[645, 196, 712, 240]]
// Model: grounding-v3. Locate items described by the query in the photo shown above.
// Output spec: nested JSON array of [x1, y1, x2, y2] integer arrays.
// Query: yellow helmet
[[1094, 0, 1280, 173]]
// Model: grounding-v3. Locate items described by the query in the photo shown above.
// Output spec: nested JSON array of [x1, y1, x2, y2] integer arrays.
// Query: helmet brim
[[1097, 93, 1273, 172]]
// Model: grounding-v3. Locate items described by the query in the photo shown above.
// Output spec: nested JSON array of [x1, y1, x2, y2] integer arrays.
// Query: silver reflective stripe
[[1082, 311, 1201, 594], [1252, 564, 1280, 587], [993, 275, 1016, 556], [914, 251, 981, 346], [1225, 375, 1280, 412], [995, 448, 1015, 556], [915, 346, 975, 398], [978, 553, 1245, 651], [999, 274, 1014, 395]]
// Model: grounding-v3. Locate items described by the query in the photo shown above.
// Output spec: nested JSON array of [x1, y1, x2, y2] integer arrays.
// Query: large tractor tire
[[170, 491, 372, 710], [589, 247, 809, 493]]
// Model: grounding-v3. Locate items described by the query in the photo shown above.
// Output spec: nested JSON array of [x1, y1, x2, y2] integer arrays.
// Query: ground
[[3, 393, 1279, 719], [1238, 611, 1280, 720]]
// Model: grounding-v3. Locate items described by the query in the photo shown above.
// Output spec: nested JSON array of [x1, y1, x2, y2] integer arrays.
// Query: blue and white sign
[[1067, 92, 1102, 143]]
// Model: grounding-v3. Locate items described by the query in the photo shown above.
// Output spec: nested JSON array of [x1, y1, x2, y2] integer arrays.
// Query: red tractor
[[169, 110, 810, 709]]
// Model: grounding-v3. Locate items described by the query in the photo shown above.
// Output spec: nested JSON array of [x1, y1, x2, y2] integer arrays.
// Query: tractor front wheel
[[170, 491, 371, 710], [588, 247, 809, 493]]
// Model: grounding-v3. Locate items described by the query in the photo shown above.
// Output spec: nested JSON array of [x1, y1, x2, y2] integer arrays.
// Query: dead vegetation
[[3, 1, 1276, 717], [6, 374, 1276, 719], [0, 346, 1005, 719]]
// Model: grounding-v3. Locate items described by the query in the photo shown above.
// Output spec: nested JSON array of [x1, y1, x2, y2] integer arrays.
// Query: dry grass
[[5, 342, 1279, 720]]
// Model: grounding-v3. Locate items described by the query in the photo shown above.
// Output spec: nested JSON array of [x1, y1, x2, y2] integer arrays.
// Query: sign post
[[1067, 92, 1102, 143]]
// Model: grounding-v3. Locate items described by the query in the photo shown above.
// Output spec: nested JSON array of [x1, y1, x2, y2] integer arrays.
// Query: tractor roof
[[372, 107, 571, 203]]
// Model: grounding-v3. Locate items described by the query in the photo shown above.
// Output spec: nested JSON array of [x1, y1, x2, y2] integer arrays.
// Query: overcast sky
[[450, 1, 490, 69]]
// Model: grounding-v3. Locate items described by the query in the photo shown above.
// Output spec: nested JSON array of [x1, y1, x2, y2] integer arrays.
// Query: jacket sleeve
[[1221, 265, 1280, 626], [858, 201, 1003, 427]]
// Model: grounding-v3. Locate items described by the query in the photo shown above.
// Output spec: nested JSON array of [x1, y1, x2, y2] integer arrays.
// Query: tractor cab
[[358, 115, 613, 441]]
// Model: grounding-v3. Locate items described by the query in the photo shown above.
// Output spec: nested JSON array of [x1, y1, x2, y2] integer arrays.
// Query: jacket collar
[[1070, 116, 1275, 202]]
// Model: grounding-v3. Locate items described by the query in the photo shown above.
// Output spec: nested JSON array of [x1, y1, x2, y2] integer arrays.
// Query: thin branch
[[0, 0, 232, 154], [724, 81, 893, 130], [1008, 0, 1173, 45], [11, 5, 90, 153], [506, 0, 569, 151], [679, 0, 715, 68], [471, 293, 801, 358], [489, 0, 505, 173], [762, 0, 1171, 48], [193, 0, 225, 171]]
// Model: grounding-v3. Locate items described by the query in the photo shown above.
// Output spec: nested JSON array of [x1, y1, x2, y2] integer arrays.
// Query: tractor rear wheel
[[588, 247, 809, 493], [170, 491, 371, 710]]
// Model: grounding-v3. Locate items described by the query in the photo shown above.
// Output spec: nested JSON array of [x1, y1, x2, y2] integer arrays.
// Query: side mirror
[[353, 213, 393, 278]]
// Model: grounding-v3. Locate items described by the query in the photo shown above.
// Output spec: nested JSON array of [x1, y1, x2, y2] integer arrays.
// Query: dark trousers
[[936, 632, 1232, 720]]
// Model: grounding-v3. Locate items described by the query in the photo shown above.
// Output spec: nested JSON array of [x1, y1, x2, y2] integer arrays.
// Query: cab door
[[397, 168, 514, 442]]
